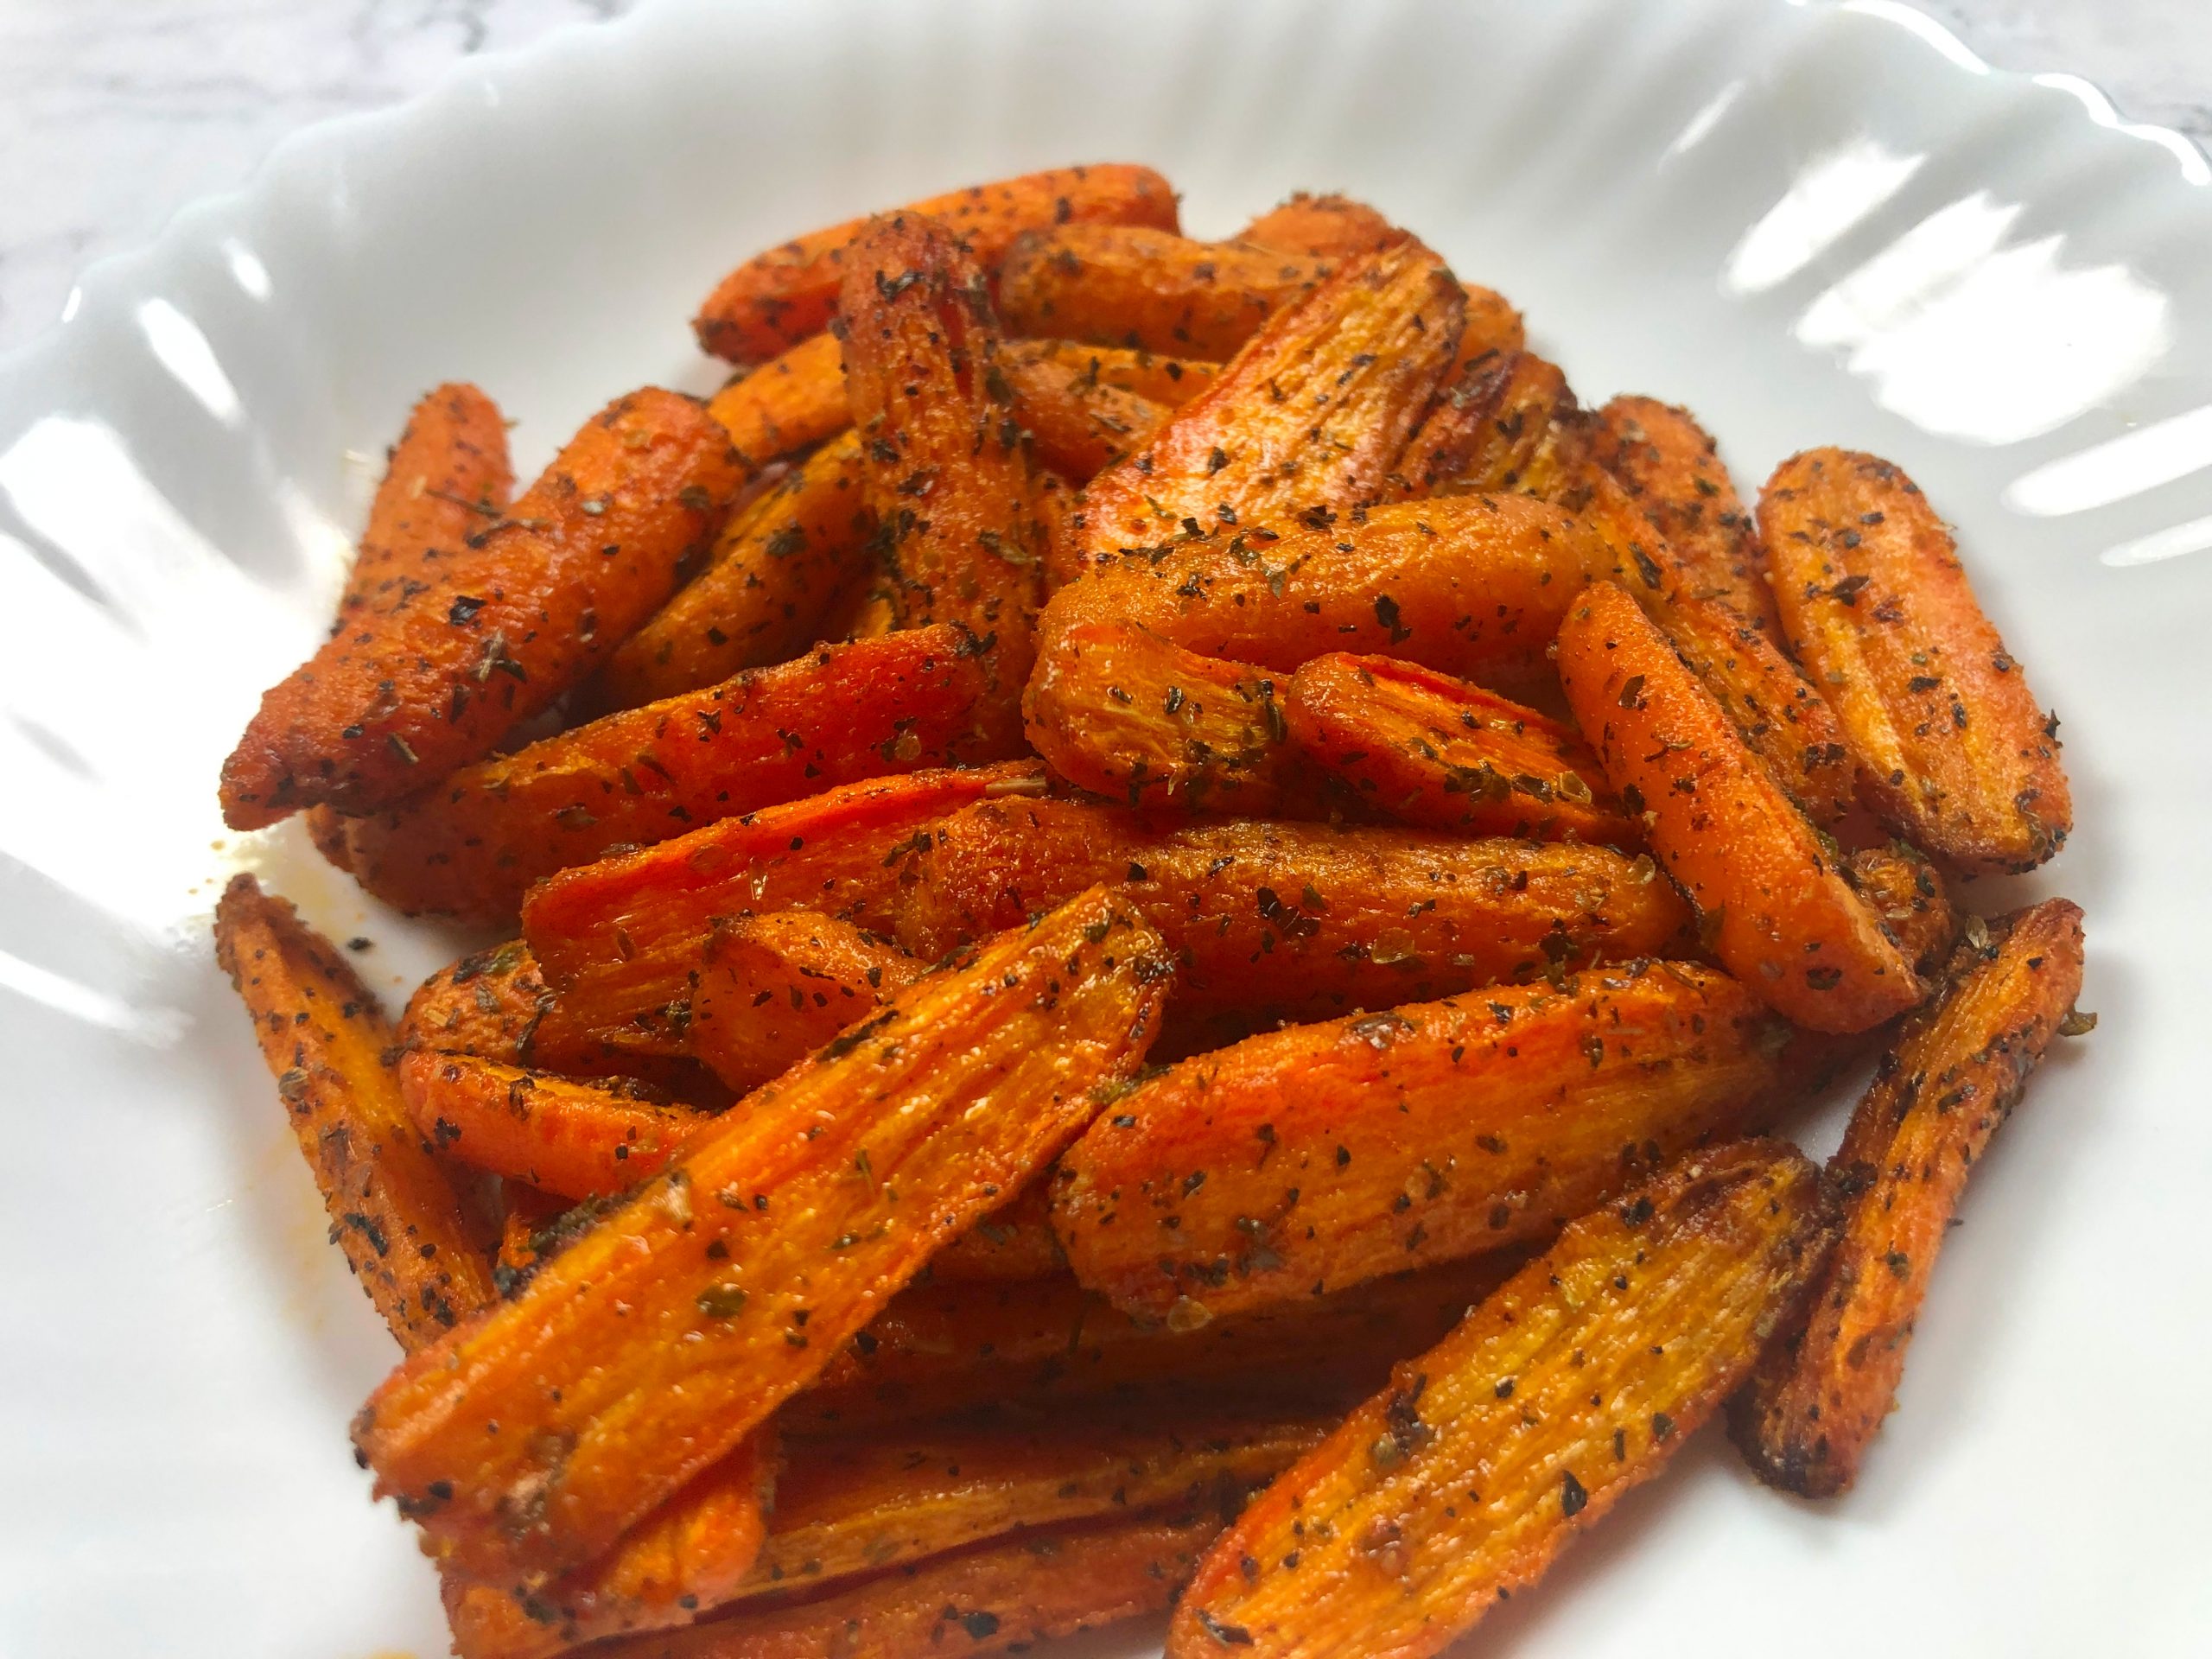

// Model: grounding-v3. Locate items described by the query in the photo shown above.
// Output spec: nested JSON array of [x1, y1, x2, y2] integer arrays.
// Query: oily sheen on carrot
[[220, 388, 741, 828], [836, 213, 1042, 727], [336, 382, 513, 620], [1079, 241, 1463, 561], [1733, 899, 2086, 1497], [694, 163, 1179, 364], [682, 912, 919, 1092], [397, 1052, 715, 1203], [1054, 961, 1792, 1321], [1389, 351, 1581, 501], [893, 797, 1688, 1022], [448, 1413, 1317, 1659], [1166, 1141, 1835, 1659], [353, 887, 1172, 1583], [212, 876, 495, 1349], [1760, 448, 2071, 872], [518, 762, 1046, 1051], [1284, 653, 1637, 841], [340, 626, 995, 921], [1557, 582, 1920, 1033], [1026, 496, 1610, 813]]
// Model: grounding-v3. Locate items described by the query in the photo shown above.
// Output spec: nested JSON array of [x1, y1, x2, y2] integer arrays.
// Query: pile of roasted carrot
[[211, 164, 2088, 1658]]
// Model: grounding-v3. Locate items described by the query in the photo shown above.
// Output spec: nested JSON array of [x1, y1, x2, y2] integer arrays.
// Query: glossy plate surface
[[2, 1, 2208, 1654]]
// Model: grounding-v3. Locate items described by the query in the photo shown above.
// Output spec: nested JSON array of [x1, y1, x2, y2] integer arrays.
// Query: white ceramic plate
[[3, 1, 2209, 1654]]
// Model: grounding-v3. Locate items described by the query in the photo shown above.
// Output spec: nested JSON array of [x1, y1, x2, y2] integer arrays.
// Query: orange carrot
[[337, 382, 513, 620], [695, 163, 1179, 364]]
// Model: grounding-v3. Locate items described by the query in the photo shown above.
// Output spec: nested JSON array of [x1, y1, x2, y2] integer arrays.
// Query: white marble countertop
[[0, 0, 2205, 353]]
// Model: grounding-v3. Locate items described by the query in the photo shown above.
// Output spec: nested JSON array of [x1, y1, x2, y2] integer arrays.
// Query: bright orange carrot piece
[[597, 431, 873, 710], [446, 1431, 779, 1659], [1001, 337, 1217, 405], [836, 213, 1041, 730], [1055, 962, 1790, 1321], [448, 1414, 1312, 1659], [1846, 840, 1959, 976], [1570, 463, 1859, 826], [1558, 582, 1921, 1033], [1079, 241, 1463, 558], [212, 876, 495, 1348], [1595, 394, 1779, 633], [337, 382, 513, 620], [683, 912, 920, 1092], [1235, 193, 1401, 257], [399, 940, 705, 1089], [788, 1256, 1522, 1436], [397, 1052, 715, 1203], [354, 887, 1172, 1583], [220, 389, 741, 828], [1390, 350, 1582, 500], [1760, 448, 2072, 871], [892, 795, 1688, 1021], [695, 163, 1179, 364], [1026, 496, 1609, 813], [705, 332, 849, 476], [997, 224, 1336, 358], [340, 626, 995, 922], [1285, 652, 1637, 841], [1167, 1141, 1835, 1659], [999, 350, 1169, 481], [1450, 285, 1528, 375], [518, 762, 1046, 1050], [583, 1510, 1222, 1659], [1733, 899, 2086, 1497]]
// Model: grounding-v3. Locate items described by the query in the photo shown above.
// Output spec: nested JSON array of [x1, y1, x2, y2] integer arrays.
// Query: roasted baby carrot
[[1389, 351, 1582, 500], [449, 1413, 1318, 1659], [1001, 337, 1217, 405], [1846, 841, 1959, 976], [596, 431, 872, 710], [695, 163, 1179, 364], [1079, 242, 1463, 558], [1760, 448, 2071, 872], [1167, 1141, 1835, 1659], [1571, 463, 1859, 826], [1557, 582, 1921, 1033], [1284, 653, 1637, 842], [397, 1052, 715, 1203], [997, 224, 1335, 358], [683, 912, 920, 1092], [1235, 193, 1401, 257], [220, 389, 741, 829], [445, 1431, 779, 1659], [999, 350, 1169, 481], [340, 626, 995, 922], [519, 762, 1046, 1052], [837, 213, 1041, 728], [399, 940, 705, 1088], [705, 333, 849, 476], [1733, 899, 2086, 1497], [788, 1255, 1522, 1436], [212, 875, 496, 1348], [1026, 496, 1609, 812], [1595, 394, 1779, 633], [1449, 284, 1529, 375], [354, 887, 1172, 1583], [892, 796, 1689, 1021], [582, 1509, 1223, 1659], [337, 382, 513, 620], [1055, 962, 1791, 1321]]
